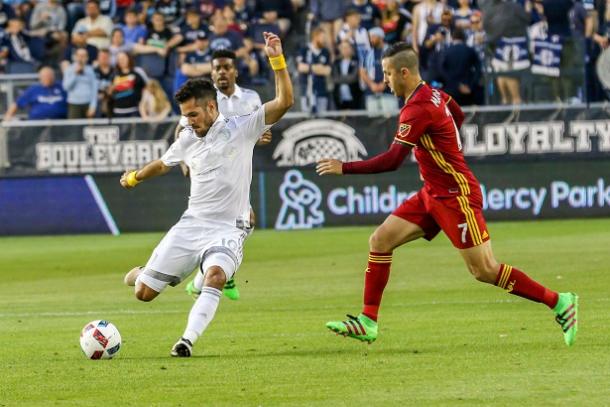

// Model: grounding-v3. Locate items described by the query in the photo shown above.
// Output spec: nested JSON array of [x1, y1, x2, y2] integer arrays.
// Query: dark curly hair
[[174, 78, 217, 106]]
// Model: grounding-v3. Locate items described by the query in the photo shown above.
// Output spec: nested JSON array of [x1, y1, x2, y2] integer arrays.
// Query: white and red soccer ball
[[80, 320, 122, 360]]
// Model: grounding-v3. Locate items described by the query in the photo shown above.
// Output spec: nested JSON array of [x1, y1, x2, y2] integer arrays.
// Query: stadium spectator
[[480, 0, 530, 104], [536, 0, 581, 102], [380, 0, 412, 44], [93, 49, 113, 116], [350, 0, 381, 31], [0, 18, 37, 72], [175, 30, 213, 92], [0, 0, 17, 31], [62, 47, 98, 118], [309, 0, 349, 58], [440, 27, 481, 105], [133, 11, 182, 57], [584, 0, 609, 102], [360, 27, 396, 114], [177, 8, 208, 53], [248, 9, 282, 77], [139, 79, 171, 120], [98, 0, 117, 20], [465, 10, 485, 59], [333, 40, 363, 109], [134, 0, 154, 25], [297, 26, 332, 114], [412, 0, 444, 52], [232, 0, 254, 33], [109, 28, 133, 65], [72, 0, 114, 50], [337, 8, 371, 63], [453, 0, 474, 29], [3, 66, 67, 120], [108, 51, 146, 117], [189, 0, 219, 21], [421, 8, 453, 84], [28, 0, 68, 66], [115, 0, 134, 23], [223, 4, 246, 36], [66, 0, 86, 32], [155, 0, 183, 26], [118, 9, 147, 47], [254, 0, 293, 37], [209, 13, 258, 78], [63, 25, 99, 66]]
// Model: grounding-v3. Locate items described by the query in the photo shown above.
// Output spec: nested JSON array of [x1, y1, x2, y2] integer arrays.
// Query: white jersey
[[179, 84, 262, 127], [163, 106, 271, 227]]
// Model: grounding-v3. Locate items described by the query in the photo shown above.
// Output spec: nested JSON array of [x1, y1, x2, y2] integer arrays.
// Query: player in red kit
[[317, 43, 578, 346]]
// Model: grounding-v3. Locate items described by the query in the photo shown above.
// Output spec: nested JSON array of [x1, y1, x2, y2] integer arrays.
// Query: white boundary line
[[84, 174, 120, 236]]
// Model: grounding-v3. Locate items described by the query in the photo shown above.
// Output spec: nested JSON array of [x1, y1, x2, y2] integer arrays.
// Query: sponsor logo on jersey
[[398, 123, 411, 138]]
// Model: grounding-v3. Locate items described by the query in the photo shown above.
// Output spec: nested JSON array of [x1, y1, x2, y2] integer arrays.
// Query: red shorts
[[392, 188, 490, 249]]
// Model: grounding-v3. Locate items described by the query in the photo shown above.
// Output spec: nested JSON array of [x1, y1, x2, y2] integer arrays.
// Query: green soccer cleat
[[185, 280, 201, 299], [554, 292, 578, 347], [326, 314, 378, 343], [223, 278, 240, 301]]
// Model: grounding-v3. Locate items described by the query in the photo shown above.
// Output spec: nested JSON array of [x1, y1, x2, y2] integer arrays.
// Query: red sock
[[362, 252, 392, 321], [495, 264, 558, 308]]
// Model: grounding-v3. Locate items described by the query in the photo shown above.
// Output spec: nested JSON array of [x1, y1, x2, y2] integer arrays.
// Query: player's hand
[[263, 32, 283, 58], [316, 158, 343, 176], [120, 170, 136, 189], [256, 130, 272, 146]]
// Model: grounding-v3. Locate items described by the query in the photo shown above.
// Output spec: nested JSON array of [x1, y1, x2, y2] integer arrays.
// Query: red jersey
[[394, 83, 480, 199]]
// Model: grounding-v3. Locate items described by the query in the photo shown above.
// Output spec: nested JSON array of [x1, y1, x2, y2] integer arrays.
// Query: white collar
[[217, 84, 243, 100]]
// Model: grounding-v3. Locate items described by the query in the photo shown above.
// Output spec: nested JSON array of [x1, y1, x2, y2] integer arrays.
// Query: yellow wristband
[[126, 171, 141, 187], [269, 55, 287, 71]]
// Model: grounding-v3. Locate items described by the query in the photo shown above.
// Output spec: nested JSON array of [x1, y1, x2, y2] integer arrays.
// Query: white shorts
[[138, 214, 247, 293]]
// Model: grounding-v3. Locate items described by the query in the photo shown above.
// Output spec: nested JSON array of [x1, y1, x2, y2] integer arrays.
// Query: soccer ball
[[79, 320, 122, 360]]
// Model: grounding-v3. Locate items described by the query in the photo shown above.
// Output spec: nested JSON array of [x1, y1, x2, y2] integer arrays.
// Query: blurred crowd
[[0, 0, 608, 120]]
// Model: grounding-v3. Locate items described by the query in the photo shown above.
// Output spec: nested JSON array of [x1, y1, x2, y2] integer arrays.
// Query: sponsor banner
[[267, 160, 610, 230], [1, 159, 608, 235], [2, 106, 609, 176]]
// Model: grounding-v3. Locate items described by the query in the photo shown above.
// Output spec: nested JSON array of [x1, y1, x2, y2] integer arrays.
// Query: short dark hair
[[382, 42, 419, 73], [452, 27, 466, 42], [212, 49, 236, 62], [174, 78, 217, 105]]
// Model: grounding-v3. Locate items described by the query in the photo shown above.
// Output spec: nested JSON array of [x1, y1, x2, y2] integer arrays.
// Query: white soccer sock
[[182, 286, 222, 344], [193, 271, 204, 291]]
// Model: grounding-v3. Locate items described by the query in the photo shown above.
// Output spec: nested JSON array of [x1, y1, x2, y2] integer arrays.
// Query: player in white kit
[[175, 49, 272, 301], [120, 32, 293, 357]]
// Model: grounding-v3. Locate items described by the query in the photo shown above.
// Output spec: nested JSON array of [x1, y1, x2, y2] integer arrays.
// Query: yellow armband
[[269, 55, 287, 71], [126, 171, 141, 187]]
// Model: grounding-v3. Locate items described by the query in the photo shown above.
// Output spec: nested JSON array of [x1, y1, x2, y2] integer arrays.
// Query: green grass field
[[1, 219, 609, 406]]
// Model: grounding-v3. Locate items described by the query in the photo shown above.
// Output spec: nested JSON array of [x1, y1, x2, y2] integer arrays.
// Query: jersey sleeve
[[393, 104, 431, 147], [442, 92, 465, 129], [234, 105, 272, 144], [160, 137, 185, 167]]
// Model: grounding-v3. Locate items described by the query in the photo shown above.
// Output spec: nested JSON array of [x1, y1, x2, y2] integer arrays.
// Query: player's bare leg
[[124, 266, 161, 302], [460, 240, 578, 346], [326, 215, 425, 343], [123, 266, 143, 286], [172, 265, 226, 357]]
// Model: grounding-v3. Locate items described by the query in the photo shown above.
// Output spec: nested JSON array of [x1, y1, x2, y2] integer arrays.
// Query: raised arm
[[316, 143, 411, 176], [261, 32, 294, 125]]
